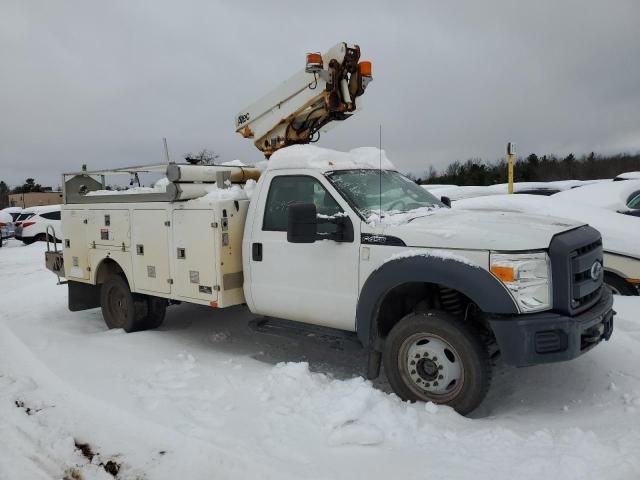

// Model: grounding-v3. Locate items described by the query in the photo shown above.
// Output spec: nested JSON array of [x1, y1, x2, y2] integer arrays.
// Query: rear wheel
[[145, 297, 167, 329], [604, 272, 637, 296], [383, 311, 491, 415], [100, 275, 148, 332]]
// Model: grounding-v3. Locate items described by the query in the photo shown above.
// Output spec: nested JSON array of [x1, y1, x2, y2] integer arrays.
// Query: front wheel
[[383, 311, 491, 415]]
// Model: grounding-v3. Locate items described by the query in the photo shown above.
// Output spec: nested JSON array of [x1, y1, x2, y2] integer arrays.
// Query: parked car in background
[[1, 206, 22, 222], [618, 190, 640, 218], [613, 171, 640, 181], [14, 205, 62, 244], [552, 179, 640, 213], [0, 211, 13, 247]]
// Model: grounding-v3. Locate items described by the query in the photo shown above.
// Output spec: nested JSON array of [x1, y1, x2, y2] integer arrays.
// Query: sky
[[1, 0, 639, 188]]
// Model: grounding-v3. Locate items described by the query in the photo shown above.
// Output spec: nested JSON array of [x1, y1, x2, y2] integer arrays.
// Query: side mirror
[[287, 203, 317, 243], [440, 196, 452, 208]]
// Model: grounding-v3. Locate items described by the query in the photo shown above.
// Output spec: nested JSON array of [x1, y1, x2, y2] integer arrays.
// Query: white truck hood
[[363, 208, 584, 251]]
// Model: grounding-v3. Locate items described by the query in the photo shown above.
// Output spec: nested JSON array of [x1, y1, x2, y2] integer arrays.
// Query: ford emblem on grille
[[590, 261, 603, 281]]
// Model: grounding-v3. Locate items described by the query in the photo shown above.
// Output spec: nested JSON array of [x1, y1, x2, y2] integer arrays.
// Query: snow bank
[[1, 243, 640, 479], [267, 145, 396, 172]]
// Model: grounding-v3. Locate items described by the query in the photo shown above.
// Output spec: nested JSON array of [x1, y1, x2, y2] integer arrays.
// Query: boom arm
[[235, 42, 372, 157]]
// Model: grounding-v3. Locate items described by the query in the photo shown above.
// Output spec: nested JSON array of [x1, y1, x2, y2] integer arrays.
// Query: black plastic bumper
[[489, 288, 614, 367]]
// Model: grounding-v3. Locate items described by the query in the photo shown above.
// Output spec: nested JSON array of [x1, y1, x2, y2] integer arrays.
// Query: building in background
[[8, 192, 63, 208]]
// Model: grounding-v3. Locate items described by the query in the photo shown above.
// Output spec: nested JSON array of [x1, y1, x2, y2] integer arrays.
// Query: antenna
[[163, 137, 171, 163], [379, 124, 382, 218]]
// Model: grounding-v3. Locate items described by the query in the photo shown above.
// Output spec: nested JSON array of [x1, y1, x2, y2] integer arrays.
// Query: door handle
[[252, 242, 262, 261]]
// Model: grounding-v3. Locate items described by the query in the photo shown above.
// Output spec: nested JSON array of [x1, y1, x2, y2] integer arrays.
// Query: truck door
[[131, 210, 171, 294], [248, 173, 360, 331]]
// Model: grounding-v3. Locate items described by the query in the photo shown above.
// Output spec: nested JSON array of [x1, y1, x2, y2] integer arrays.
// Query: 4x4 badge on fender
[[590, 261, 603, 281]]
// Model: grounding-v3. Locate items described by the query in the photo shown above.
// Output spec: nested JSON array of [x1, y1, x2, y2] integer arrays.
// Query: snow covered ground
[[1, 241, 640, 479]]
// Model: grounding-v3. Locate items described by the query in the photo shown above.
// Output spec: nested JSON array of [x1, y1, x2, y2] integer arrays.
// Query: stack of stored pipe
[[165, 163, 262, 201]]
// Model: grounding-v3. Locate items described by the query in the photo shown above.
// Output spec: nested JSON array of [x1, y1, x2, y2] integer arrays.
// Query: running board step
[[248, 317, 362, 351]]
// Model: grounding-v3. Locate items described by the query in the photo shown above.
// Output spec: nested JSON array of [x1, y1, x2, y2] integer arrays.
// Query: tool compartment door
[[89, 209, 130, 248], [62, 209, 90, 280], [131, 210, 171, 294], [172, 210, 218, 302]]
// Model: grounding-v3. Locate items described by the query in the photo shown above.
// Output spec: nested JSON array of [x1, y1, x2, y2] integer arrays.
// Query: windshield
[[326, 169, 444, 219]]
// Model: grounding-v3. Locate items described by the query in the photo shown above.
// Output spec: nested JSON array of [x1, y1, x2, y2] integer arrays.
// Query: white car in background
[[14, 205, 62, 244]]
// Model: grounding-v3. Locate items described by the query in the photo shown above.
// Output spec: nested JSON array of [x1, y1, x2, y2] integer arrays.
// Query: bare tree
[[184, 149, 220, 165]]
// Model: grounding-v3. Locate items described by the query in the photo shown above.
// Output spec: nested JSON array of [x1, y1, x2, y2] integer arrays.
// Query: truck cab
[[241, 145, 614, 413]]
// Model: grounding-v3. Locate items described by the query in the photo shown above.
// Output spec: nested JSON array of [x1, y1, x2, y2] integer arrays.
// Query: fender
[[356, 255, 519, 348]]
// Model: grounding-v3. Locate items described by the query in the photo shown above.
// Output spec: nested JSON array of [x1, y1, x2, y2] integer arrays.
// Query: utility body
[[45, 43, 614, 414]]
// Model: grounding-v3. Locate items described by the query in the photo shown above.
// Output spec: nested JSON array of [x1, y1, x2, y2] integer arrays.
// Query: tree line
[[408, 152, 640, 186]]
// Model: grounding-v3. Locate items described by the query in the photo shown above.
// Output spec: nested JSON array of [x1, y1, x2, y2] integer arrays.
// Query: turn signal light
[[21, 221, 36, 228], [359, 61, 372, 77], [491, 265, 515, 283], [305, 52, 323, 73]]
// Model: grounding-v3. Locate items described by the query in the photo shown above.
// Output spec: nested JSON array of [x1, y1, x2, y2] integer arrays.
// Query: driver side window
[[263, 175, 343, 233]]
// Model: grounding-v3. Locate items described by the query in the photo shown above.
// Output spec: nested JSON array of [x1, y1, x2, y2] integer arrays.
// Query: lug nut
[[411, 369, 416, 375], [438, 365, 443, 370], [415, 354, 420, 359], [433, 381, 439, 386], [438, 374, 443, 379], [410, 360, 416, 365], [432, 356, 438, 361], [425, 382, 430, 387]]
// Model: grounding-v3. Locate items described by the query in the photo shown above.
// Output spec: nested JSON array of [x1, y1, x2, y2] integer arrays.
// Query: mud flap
[[68, 281, 101, 312]]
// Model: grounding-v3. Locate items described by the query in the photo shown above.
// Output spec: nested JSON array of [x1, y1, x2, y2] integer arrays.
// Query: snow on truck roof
[[267, 145, 396, 172]]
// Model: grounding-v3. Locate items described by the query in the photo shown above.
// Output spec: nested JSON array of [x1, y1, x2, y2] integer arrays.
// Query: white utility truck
[[46, 43, 613, 414]]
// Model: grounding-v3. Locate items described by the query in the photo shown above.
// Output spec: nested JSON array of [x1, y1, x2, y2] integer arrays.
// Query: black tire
[[145, 297, 167, 329], [604, 272, 637, 296], [100, 275, 149, 332], [383, 311, 491, 415]]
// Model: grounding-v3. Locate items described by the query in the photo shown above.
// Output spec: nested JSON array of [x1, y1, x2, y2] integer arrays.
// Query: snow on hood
[[267, 145, 396, 172], [455, 194, 640, 258], [364, 207, 582, 252]]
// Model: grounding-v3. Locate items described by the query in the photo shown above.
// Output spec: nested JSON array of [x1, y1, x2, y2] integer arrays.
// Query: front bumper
[[489, 287, 614, 367]]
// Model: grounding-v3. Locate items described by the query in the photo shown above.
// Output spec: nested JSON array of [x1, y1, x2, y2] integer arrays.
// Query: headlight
[[490, 252, 552, 313]]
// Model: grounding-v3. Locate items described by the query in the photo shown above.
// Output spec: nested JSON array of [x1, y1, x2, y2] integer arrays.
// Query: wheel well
[[95, 258, 127, 286], [375, 282, 487, 342]]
